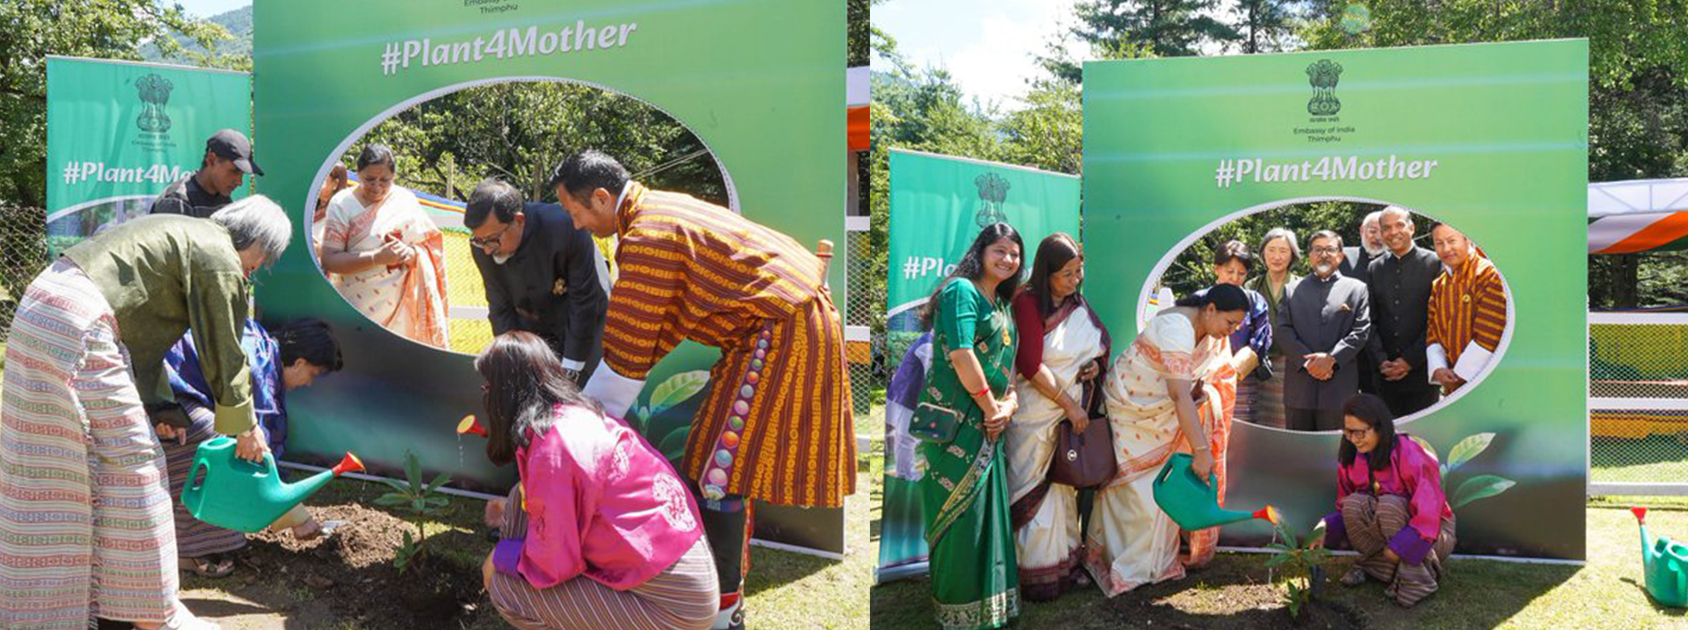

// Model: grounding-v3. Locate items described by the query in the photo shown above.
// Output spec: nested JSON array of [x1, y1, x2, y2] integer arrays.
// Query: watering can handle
[[1154, 455, 1215, 489], [183, 458, 209, 514]]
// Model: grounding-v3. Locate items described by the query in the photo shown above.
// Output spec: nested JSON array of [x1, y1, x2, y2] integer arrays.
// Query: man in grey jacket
[[1275, 230, 1372, 431]]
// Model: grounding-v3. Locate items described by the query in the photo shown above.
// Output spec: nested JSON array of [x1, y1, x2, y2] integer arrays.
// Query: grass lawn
[[872, 480, 1688, 629], [1593, 435, 1688, 483]]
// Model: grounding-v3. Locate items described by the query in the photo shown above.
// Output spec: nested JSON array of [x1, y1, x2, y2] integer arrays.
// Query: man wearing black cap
[[152, 128, 264, 218]]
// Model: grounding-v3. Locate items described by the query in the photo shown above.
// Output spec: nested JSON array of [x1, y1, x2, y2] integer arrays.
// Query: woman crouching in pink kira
[[475, 331, 719, 629], [1311, 393, 1456, 608]]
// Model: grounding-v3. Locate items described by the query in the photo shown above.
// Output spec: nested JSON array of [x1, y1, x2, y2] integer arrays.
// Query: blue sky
[[171, 0, 248, 18], [875, 0, 1085, 110]]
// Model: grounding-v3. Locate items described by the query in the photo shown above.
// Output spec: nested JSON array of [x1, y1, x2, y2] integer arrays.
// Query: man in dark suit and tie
[[1276, 230, 1372, 431], [1365, 206, 1443, 417]]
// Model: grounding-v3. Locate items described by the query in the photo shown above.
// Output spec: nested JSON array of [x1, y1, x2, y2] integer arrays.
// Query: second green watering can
[[1152, 453, 1277, 531], [181, 436, 364, 533], [1634, 507, 1688, 607]]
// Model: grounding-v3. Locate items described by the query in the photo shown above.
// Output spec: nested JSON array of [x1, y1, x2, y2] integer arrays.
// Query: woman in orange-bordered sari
[[1083, 284, 1251, 597], [320, 144, 449, 348]]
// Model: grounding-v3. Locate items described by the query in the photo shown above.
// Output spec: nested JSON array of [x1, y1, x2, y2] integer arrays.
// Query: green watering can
[[1633, 507, 1688, 607], [1151, 453, 1278, 531], [181, 436, 364, 533]]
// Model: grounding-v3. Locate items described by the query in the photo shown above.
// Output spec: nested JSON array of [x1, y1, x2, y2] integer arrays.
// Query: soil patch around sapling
[[179, 493, 501, 629], [1104, 563, 1363, 630]]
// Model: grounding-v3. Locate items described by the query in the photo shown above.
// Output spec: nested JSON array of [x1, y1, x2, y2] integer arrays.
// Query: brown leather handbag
[[1048, 371, 1115, 489]]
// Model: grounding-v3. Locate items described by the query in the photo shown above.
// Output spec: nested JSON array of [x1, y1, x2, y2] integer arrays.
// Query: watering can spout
[[1151, 454, 1278, 531], [181, 436, 361, 533], [1634, 504, 1688, 608], [458, 414, 489, 438]]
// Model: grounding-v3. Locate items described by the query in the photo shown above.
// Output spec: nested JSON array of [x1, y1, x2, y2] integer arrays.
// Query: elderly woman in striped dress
[[0, 197, 290, 630], [476, 332, 718, 629]]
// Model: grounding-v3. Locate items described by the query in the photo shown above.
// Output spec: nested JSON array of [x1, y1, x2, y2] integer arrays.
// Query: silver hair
[[211, 194, 292, 266], [1362, 210, 1384, 227], [1260, 227, 1302, 265], [1380, 205, 1413, 228]]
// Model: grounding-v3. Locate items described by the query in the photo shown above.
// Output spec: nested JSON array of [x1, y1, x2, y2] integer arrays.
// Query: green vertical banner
[[45, 56, 251, 256], [253, 1, 844, 553], [878, 149, 1080, 578], [1084, 41, 1587, 559]]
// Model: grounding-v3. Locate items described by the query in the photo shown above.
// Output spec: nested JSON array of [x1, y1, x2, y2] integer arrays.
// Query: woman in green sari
[[917, 223, 1025, 630]]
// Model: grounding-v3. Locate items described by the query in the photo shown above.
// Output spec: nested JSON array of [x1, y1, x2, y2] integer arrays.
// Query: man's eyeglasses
[[1310, 246, 1342, 256], [470, 222, 516, 251]]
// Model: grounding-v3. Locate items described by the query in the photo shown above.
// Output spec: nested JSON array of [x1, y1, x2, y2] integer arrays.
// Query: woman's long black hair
[[1338, 393, 1397, 471], [918, 222, 1024, 330], [475, 331, 603, 466]]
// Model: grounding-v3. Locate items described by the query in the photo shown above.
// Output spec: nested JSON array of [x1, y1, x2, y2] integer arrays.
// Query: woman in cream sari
[[320, 144, 449, 347], [1083, 285, 1251, 597], [1005, 233, 1109, 601]]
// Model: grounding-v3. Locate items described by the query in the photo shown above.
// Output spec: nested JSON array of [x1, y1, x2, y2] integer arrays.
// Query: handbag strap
[[1081, 360, 1107, 416]]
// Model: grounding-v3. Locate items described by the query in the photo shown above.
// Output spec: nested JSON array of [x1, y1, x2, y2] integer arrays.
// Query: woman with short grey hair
[[0, 195, 290, 630], [1245, 227, 1302, 429]]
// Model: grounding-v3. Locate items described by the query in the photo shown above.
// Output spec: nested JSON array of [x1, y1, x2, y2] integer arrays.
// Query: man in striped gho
[[1425, 222, 1508, 396], [556, 150, 856, 630]]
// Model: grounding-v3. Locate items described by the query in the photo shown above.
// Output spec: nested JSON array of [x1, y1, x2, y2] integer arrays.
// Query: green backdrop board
[[253, 0, 844, 553], [1083, 40, 1587, 559], [878, 149, 1081, 578], [44, 56, 251, 256]]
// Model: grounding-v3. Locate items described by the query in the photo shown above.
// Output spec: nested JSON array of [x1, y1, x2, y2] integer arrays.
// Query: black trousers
[[1377, 381, 1439, 417], [1287, 407, 1345, 431]]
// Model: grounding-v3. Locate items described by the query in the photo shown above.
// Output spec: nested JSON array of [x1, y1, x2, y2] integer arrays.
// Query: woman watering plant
[[1083, 284, 1250, 597], [0, 197, 290, 629], [1310, 393, 1456, 608], [475, 331, 718, 629]]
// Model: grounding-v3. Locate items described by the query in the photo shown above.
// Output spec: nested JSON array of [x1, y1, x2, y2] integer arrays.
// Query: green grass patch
[[1592, 435, 1688, 483], [873, 493, 1688, 629]]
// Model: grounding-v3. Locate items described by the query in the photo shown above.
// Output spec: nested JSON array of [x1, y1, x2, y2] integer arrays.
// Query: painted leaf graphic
[[1444, 433, 1496, 475], [1409, 435, 1439, 462], [1453, 475, 1515, 509], [648, 371, 710, 415], [659, 427, 692, 465]]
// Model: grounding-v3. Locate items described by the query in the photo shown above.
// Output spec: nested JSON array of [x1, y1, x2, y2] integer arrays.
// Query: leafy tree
[[0, 0, 234, 208], [346, 82, 726, 207], [1231, 0, 1298, 54], [998, 79, 1084, 175], [848, 0, 870, 67], [1042, 0, 1240, 83]]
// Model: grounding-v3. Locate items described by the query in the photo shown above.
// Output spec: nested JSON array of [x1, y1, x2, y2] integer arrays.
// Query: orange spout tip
[[457, 414, 489, 438], [1253, 505, 1280, 524], [331, 452, 364, 476], [1634, 506, 1649, 525]]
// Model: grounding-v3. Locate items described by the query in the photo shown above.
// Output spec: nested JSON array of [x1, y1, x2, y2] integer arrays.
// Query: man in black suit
[[1342, 210, 1385, 394], [465, 178, 608, 384], [1276, 231, 1372, 431], [1364, 206, 1443, 417]]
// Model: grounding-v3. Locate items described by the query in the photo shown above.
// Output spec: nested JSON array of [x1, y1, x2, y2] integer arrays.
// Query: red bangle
[[972, 385, 992, 398]]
